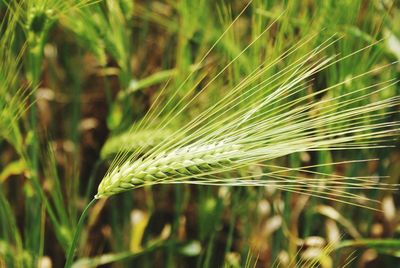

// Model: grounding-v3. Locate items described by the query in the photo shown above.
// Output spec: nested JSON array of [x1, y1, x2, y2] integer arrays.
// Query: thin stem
[[64, 198, 97, 268]]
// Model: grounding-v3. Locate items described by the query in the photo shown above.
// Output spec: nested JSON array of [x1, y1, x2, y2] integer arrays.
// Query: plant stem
[[64, 198, 97, 268]]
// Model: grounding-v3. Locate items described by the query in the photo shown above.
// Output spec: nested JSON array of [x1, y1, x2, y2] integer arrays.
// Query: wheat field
[[0, 0, 399, 267]]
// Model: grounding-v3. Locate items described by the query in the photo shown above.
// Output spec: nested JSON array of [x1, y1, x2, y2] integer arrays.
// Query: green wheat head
[[95, 32, 399, 206]]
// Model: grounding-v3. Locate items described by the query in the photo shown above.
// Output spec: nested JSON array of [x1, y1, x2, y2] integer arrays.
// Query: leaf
[[72, 240, 181, 268], [335, 239, 400, 257], [0, 159, 27, 183]]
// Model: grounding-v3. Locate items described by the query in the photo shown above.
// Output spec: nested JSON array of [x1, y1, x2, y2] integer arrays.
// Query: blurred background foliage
[[0, 0, 399, 267]]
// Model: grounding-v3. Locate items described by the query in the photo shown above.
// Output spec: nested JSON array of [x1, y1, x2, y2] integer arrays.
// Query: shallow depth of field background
[[0, 0, 399, 267]]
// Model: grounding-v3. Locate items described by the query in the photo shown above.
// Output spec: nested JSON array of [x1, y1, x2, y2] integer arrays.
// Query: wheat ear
[[96, 141, 242, 198], [96, 49, 399, 199], [100, 129, 174, 159]]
